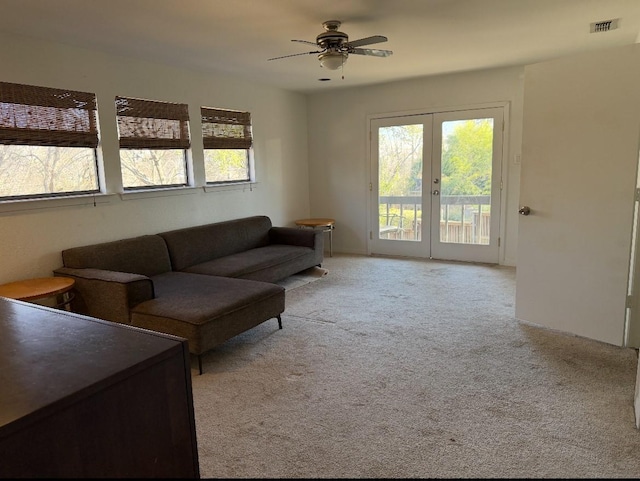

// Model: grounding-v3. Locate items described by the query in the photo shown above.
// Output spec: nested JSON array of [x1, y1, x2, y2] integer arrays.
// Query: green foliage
[[378, 119, 493, 198], [205, 149, 249, 183], [441, 119, 493, 196]]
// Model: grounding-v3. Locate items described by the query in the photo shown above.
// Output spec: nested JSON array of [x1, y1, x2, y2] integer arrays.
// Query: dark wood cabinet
[[0, 297, 199, 478]]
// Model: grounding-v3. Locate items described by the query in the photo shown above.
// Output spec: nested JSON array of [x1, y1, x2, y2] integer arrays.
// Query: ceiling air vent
[[590, 18, 619, 33]]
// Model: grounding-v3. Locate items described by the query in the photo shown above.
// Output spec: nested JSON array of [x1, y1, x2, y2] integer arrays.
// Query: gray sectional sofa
[[54, 215, 324, 373]]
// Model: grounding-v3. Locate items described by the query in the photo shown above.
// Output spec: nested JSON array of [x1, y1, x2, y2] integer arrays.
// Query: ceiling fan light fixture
[[318, 51, 347, 70], [267, 20, 391, 74]]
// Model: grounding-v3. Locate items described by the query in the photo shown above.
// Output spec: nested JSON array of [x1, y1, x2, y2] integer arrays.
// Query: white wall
[[306, 67, 525, 265], [0, 32, 310, 284]]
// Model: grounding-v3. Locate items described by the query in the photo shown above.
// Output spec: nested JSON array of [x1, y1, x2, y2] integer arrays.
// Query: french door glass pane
[[440, 119, 493, 245], [378, 124, 423, 241]]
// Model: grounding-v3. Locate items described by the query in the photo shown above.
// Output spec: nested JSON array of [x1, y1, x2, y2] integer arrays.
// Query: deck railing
[[379, 195, 491, 244]]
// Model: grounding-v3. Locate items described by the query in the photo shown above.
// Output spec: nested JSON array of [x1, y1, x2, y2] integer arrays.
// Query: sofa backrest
[[158, 216, 273, 271], [61, 235, 172, 277]]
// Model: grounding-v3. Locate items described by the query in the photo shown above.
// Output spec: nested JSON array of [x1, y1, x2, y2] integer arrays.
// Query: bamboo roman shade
[[0, 81, 99, 148], [201, 107, 252, 149], [116, 96, 190, 149]]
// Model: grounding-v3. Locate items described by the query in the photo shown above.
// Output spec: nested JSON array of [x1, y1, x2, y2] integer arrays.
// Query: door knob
[[518, 206, 531, 216], [433, 190, 440, 196]]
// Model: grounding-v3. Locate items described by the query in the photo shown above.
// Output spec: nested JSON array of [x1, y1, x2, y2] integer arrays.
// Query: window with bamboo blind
[[0, 83, 255, 201], [0, 81, 101, 200], [116, 96, 191, 190], [201, 107, 253, 184]]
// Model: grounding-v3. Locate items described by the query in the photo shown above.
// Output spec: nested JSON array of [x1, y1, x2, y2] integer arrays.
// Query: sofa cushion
[[159, 216, 273, 271], [61, 235, 172, 277], [182, 244, 311, 278], [130, 272, 284, 355]]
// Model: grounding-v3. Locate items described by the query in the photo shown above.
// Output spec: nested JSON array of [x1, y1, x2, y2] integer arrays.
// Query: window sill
[[0, 193, 114, 214], [119, 186, 199, 201], [203, 182, 258, 193]]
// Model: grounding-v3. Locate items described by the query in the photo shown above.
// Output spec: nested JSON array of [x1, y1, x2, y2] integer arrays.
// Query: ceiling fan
[[267, 20, 393, 71]]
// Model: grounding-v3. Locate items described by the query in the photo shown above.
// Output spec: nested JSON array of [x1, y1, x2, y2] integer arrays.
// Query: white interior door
[[515, 47, 640, 346]]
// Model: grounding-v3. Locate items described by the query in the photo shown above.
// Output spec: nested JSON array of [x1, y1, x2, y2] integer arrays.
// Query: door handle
[[432, 190, 440, 196], [518, 206, 531, 216]]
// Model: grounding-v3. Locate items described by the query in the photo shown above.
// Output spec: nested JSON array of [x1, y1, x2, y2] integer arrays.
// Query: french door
[[369, 107, 504, 263]]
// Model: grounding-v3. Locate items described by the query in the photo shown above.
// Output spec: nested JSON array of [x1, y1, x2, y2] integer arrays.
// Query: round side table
[[0, 277, 75, 310], [294, 218, 335, 257]]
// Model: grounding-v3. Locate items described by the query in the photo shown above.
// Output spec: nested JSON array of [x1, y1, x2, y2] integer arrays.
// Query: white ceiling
[[1, 0, 639, 93]]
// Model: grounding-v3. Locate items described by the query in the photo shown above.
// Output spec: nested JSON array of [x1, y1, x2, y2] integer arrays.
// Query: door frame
[[366, 101, 510, 264]]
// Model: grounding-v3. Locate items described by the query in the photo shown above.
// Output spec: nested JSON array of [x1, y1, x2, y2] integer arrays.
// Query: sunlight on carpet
[[276, 266, 328, 290]]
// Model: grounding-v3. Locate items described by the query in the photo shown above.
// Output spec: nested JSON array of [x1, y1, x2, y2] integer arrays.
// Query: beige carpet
[[191, 254, 640, 478]]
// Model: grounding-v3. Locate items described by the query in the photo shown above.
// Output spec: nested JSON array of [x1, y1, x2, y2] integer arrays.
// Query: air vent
[[590, 18, 619, 33]]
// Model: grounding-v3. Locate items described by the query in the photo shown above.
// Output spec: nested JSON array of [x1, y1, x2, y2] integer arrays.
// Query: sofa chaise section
[[131, 272, 284, 374]]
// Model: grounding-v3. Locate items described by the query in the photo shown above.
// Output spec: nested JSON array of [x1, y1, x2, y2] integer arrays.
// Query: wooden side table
[[294, 218, 335, 257], [0, 277, 75, 310]]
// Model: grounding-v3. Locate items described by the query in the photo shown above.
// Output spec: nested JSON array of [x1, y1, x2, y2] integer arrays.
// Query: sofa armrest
[[269, 226, 324, 265], [269, 226, 321, 249], [54, 267, 154, 324]]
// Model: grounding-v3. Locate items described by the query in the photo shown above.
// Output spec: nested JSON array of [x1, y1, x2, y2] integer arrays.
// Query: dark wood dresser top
[[0, 297, 199, 477], [0, 297, 185, 435]]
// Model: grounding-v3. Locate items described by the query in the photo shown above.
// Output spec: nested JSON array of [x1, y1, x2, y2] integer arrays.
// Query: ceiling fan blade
[[267, 51, 322, 61], [345, 35, 388, 48], [349, 48, 393, 57], [291, 39, 319, 47]]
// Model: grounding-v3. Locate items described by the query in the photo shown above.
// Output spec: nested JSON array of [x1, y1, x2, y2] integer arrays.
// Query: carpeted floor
[[191, 254, 640, 478]]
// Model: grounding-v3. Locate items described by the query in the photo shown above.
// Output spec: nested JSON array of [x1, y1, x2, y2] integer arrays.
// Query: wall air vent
[[590, 19, 619, 33]]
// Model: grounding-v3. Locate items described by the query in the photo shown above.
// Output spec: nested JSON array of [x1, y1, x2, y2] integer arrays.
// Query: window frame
[[0, 81, 102, 201], [201, 107, 254, 185], [115, 96, 192, 191]]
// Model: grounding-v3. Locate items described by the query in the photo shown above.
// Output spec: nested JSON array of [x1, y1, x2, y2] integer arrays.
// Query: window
[[0, 81, 100, 200], [201, 107, 253, 184], [116, 96, 190, 190]]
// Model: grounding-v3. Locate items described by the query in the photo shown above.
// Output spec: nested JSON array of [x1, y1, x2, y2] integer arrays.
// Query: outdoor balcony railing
[[379, 195, 491, 244]]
